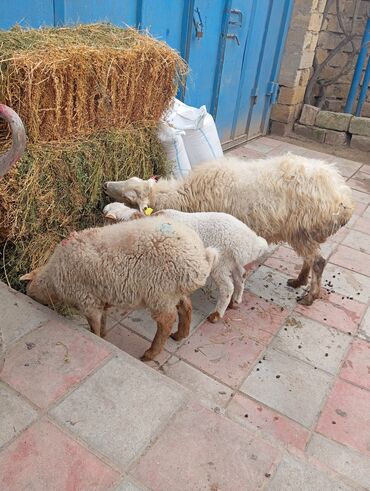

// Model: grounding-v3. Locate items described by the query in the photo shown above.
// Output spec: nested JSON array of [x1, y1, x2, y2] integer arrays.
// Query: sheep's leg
[[171, 297, 192, 342], [287, 259, 312, 288], [141, 311, 177, 361], [85, 310, 103, 337], [208, 270, 234, 323], [231, 266, 247, 306], [100, 309, 108, 338], [298, 255, 326, 306]]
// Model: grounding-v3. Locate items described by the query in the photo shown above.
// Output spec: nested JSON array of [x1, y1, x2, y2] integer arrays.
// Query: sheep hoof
[[228, 300, 237, 310], [297, 294, 314, 306], [287, 278, 306, 288], [170, 332, 182, 342], [141, 351, 155, 362], [208, 311, 221, 323]]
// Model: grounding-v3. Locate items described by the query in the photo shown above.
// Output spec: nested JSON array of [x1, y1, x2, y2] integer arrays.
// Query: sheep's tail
[[205, 247, 219, 270]]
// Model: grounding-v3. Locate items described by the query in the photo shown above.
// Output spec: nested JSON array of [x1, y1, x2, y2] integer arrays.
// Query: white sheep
[[103, 152, 354, 306], [103, 203, 268, 322], [20, 217, 218, 360]]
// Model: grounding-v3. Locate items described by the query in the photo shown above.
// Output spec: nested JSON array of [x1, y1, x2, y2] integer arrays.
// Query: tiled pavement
[[0, 136, 370, 490]]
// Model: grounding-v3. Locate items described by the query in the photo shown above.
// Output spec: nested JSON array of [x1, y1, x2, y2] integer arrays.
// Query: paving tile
[[342, 229, 370, 255], [352, 215, 370, 234], [105, 325, 170, 368], [339, 338, 370, 390], [348, 172, 370, 194], [351, 189, 370, 207], [362, 204, 370, 218], [360, 164, 370, 175], [108, 307, 128, 324], [0, 419, 120, 491], [332, 157, 363, 178], [330, 244, 370, 275], [1, 321, 110, 409], [359, 306, 370, 340], [227, 146, 264, 160], [121, 289, 214, 353], [51, 356, 187, 468], [307, 433, 370, 489], [265, 243, 337, 277], [245, 138, 283, 154], [176, 317, 265, 388], [0, 382, 38, 449], [246, 265, 305, 309], [240, 349, 332, 427], [268, 455, 353, 491], [226, 393, 309, 450], [264, 246, 302, 277], [271, 315, 351, 374], [258, 136, 284, 148], [323, 263, 370, 304], [225, 291, 289, 343], [316, 379, 370, 456], [130, 402, 280, 491], [116, 479, 148, 491], [296, 292, 365, 334], [161, 357, 233, 411], [0, 285, 58, 348]]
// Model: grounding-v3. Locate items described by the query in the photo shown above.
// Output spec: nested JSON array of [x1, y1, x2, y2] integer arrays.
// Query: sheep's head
[[20, 267, 58, 306], [103, 177, 154, 212], [103, 202, 144, 222]]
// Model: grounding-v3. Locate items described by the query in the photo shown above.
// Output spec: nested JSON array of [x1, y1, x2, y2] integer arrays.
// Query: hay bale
[[0, 24, 186, 142], [0, 125, 171, 290]]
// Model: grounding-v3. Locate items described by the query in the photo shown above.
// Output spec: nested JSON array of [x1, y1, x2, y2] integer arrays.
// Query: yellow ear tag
[[144, 207, 153, 216]]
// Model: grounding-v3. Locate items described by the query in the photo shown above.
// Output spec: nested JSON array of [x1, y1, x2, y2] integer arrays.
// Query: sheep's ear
[[20, 271, 36, 281], [105, 212, 116, 220]]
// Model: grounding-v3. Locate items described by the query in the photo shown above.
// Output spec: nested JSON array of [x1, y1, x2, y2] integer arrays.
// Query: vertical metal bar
[[210, 0, 233, 117], [355, 54, 370, 116], [344, 17, 370, 114], [53, 0, 65, 26], [136, 0, 143, 29], [179, 0, 195, 100]]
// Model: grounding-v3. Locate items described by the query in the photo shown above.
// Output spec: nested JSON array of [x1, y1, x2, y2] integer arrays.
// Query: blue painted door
[[0, 0, 292, 145]]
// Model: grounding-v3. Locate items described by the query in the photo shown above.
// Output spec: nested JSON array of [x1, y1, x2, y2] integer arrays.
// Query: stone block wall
[[270, 0, 327, 136], [295, 104, 370, 151], [308, 0, 370, 116], [270, 0, 370, 137]]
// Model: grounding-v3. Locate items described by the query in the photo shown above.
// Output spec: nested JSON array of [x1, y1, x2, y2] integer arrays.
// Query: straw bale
[[0, 24, 187, 142], [0, 125, 171, 290]]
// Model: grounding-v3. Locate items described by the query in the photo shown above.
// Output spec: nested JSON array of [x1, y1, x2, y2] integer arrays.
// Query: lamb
[[20, 216, 218, 361], [103, 152, 354, 306], [103, 203, 268, 322]]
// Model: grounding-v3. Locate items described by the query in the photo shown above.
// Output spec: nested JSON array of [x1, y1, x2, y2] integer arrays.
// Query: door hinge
[[267, 82, 280, 104]]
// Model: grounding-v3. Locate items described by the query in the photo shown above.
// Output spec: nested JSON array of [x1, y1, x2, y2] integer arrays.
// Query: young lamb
[[103, 152, 354, 306], [20, 216, 218, 361], [103, 203, 268, 322]]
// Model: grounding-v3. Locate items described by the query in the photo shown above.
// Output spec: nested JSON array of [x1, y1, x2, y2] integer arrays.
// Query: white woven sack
[[157, 122, 192, 178]]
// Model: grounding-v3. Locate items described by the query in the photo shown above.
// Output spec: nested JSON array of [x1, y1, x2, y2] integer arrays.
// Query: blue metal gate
[[0, 0, 293, 145]]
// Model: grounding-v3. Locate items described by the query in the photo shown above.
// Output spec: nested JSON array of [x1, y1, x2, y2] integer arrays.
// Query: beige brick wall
[[270, 0, 370, 137], [270, 0, 326, 135]]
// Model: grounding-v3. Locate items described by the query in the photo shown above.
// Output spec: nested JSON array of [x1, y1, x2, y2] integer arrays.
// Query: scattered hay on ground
[[0, 125, 171, 291], [0, 24, 187, 142]]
